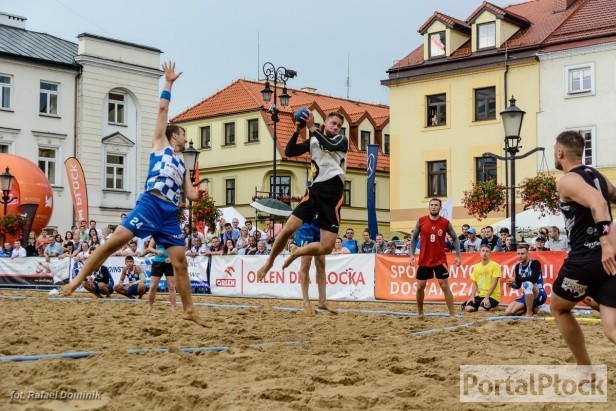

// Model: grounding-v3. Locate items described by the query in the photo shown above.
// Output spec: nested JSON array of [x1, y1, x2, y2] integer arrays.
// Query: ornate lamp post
[[0, 166, 15, 245], [483, 97, 543, 250], [261, 62, 297, 198], [183, 141, 199, 238]]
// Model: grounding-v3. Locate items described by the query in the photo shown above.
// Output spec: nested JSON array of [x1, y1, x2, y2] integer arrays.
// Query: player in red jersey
[[409, 198, 461, 317]]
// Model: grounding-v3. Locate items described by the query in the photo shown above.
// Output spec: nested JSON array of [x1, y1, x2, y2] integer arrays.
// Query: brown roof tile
[[171, 79, 390, 172], [418, 12, 472, 34]]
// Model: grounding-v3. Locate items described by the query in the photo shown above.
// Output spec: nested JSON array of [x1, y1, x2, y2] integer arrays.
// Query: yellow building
[[171, 80, 396, 237], [382, 0, 607, 234]]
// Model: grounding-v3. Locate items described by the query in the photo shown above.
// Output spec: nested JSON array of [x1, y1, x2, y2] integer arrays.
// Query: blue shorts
[[515, 290, 547, 307], [127, 284, 140, 295], [93, 282, 113, 295], [120, 192, 184, 248], [295, 223, 320, 247]]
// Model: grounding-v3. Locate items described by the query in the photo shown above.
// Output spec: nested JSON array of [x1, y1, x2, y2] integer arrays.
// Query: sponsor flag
[[440, 198, 454, 220], [366, 144, 379, 240], [64, 157, 88, 224]]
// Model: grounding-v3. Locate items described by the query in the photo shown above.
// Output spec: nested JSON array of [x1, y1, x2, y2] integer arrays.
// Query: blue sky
[[5, 0, 513, 115]]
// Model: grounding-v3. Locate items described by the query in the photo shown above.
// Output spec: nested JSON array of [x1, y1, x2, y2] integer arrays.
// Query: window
[[477, 22, 496, 49], [247, 119, 259, 142], [225, 179, 235, 205], [39, 82, 59, 116], [224, 122, 235, 145], [384, 134, 390, 155], [38, 147, 58, 185], [340, 127, 346, 136], [429, 31, 446, 58], [343, 181, 351, 206], [0, 144, 8, 153], [475, 157, 497, 183], [566, 127, 595, 166], [360, 131, 371, 151], [105, 154, 125, 190], [427, 94, 446, 127], [200, 126, 210, 148], [567, 64, 593, 95], [475, 87, 496, 121], [108, 92, 125, 124], [0, 74, 12, 110], [270, 176, 290, 201], [427, 161, 447, 197]]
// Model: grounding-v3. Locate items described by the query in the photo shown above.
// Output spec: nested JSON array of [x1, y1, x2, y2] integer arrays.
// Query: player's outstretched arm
[[153, 61, 182, 151]]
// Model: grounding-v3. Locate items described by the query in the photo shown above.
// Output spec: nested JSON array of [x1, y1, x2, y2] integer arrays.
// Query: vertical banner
[[19, 204, 39, 243], [64, 157, 88, 224], [366, 144, 379, 239]]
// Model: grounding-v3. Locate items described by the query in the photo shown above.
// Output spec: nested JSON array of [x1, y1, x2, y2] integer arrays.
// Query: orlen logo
[[216, 266, 236, 287]]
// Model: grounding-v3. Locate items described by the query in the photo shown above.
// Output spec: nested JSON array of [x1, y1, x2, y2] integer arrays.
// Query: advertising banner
[[0, 257, 71, 285], [64, 157, 89, 224], [211, 254, 376, 300], [374, 252, 566, 304]]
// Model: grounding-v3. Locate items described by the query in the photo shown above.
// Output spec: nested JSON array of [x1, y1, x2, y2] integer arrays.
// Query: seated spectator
[[341, 228, 359, 254], [547, 226, 568, 251], [186, 237, 207, 257], [63, 231, 75, 250], [58, 242, 75, 259], [11, 240, 26, 259], [533, 236, 550, 251], [223, 239, 237, 255], [264, 218, 282, 244], [0, 242, 12, 258], [464, 228, 482, 252], [495, 227, 510, 251], [44, 235, 63, 261], [374, 234, 387, 254], [36, 230, 50, 255], [205, 237, 224, 257], [399, 239, 412, 255], [25, 238, 38, 257], [88, 233, 102, 252], [254, 240, 270, 256], [331, 237, 351, 255], [504, 243, 548, 316], [463, 244, 501, 312], [73, 242, 91, 262], [384, 241, 401, 255], [82, 265, 113, 298], [236, 227, 250, 255], [222, 223, 240, 244], [121, 240, 141, 256], [360, 229, 376, 253], [114, 256, 146, 299], [531, 228, 549, 248], [245, 236, 258, 255]]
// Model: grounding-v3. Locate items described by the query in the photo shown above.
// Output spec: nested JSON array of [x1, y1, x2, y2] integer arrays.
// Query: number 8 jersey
[[417, 215, 450, 267]]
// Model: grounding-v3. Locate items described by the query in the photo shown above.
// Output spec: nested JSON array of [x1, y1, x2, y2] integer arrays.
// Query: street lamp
[[183, 140, 200, 238], [261, 62, 297, 198], [0, 166, 15, 245], [483, 97, 544, 250]]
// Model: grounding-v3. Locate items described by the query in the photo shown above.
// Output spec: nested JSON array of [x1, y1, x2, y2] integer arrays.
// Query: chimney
[[554, 0, 577, 12], [0, 12, 27, 29]]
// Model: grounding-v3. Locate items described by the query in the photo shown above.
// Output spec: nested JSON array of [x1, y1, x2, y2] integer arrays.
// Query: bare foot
[[256, 264, 271, 281], [317, 301, 337, 314], [303, 301, 315, 317], [170, 305, 176, 311], [525, 312, 534, 317], [182, 311, 209, 328], [147, 304, 153, 311], [282, 248, 300, 270], [58, 284, 76, 297]]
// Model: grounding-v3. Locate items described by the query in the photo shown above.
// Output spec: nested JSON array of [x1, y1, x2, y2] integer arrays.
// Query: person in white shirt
[[547, 226, 569, 251], [464, 228, 482, 252], [11, 240, 26, 258]]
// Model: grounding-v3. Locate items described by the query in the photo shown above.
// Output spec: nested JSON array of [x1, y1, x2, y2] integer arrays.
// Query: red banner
[[64, 157, 88, 224], [375, 252, 567, 305]]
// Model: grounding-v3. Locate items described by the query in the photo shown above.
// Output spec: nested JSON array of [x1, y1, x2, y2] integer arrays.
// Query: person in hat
[[464, 228, 482, 252]]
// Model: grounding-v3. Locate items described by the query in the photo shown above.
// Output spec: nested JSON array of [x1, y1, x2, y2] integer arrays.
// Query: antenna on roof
[[257, 31, 260, 80], [346, 53, 351, 99]]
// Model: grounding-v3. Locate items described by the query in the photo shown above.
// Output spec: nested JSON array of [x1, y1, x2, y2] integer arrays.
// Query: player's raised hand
[[162, 61, 182, 83]]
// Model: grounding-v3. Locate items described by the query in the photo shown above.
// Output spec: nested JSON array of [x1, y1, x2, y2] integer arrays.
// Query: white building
[[0, 12, 161, 231]]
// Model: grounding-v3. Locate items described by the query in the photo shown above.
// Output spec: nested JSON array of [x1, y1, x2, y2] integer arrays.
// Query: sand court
[[0, 290, 614, 410]]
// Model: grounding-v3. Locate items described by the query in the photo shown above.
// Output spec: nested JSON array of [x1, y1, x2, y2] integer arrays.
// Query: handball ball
[[294, 108, 310, 126]]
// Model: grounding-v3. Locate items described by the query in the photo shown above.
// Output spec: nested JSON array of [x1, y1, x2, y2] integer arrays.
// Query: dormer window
[[429, 32, 446, 58], [477, 22, 496, 49]]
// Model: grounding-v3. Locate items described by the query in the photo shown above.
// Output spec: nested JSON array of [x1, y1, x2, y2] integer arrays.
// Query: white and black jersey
[[560, 165, 612, 260], [285, 130, 348, 185]]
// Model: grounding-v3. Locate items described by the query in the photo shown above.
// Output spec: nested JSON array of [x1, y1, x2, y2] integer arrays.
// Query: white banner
[[210, 254, 375, 300], [0, 257, 71, 285]]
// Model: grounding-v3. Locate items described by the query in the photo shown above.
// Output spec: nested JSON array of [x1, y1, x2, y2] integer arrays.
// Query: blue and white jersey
[[126, 267, 140, 283], [516, 259, 545, 290], [144, 145, 186, 205]]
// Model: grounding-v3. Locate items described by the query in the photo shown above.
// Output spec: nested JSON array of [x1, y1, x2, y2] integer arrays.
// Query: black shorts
[[292, 178, 344, 234], [416, 264, 449, 280], [151, 261, 174, 277], [553, 258, 616, 308], [465, 296, 499, 311]]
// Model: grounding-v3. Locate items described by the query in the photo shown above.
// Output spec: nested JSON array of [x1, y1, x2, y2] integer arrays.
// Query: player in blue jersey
[[504, 244, 547, 316], [295, 216, 336, 316], [59, 62, 206, 327]]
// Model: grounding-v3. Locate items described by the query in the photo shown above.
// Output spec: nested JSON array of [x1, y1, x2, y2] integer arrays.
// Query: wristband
[[595, 221, 611, 237], [160, 90, 171, 101]]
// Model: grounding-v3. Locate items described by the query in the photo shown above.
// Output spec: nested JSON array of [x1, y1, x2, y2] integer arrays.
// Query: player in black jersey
[[550, 130, 616, 367]]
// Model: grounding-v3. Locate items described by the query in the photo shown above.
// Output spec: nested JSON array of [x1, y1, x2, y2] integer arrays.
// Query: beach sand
[[0, 290, 613, 410]]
